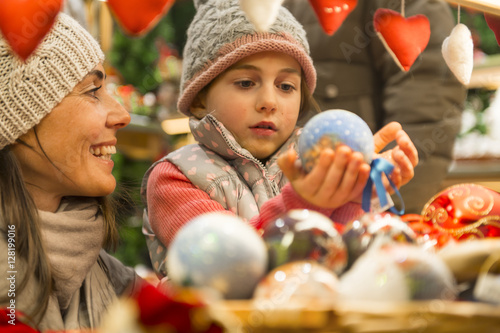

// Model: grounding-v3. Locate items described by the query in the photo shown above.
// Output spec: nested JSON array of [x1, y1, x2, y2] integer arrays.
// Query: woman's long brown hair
[[0, 131, 119, 324], [0, 146, 52, 322]]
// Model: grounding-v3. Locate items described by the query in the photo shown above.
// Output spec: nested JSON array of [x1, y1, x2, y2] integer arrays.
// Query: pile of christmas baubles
[[167, 209, 459, 305], [165, 110, 500, 306]]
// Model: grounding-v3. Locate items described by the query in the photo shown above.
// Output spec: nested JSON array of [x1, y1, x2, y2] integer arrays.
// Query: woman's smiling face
[[12, 64, 130, 210], [193, 51, 302, 160]]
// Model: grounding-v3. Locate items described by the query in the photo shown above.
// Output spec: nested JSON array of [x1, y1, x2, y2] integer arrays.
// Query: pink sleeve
[[146, 162, 233, 248], [147, 162, 365, 247], [250, 183, 365, 229]]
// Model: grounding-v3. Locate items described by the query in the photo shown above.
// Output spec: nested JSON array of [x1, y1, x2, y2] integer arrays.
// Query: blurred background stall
[[66, 0, 499, 273]]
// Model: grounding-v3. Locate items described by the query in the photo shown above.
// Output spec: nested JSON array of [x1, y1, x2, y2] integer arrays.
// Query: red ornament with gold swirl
[[421, 183, 500, 240]]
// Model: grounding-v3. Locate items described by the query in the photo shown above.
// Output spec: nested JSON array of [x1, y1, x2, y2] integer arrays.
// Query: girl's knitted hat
[[177, 0, 317, 117], [0, 13, 104, 150]]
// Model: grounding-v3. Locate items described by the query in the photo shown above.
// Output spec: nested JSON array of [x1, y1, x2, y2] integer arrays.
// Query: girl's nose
[[256, 85, 277, 113]]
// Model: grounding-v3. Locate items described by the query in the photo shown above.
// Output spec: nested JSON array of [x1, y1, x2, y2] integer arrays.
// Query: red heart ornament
[[308, 0, 357, 36], [373, 8, 430, 72], [0, 0, 63, 61], [485, 13, 500, 46], [107, 0, 175, 37]]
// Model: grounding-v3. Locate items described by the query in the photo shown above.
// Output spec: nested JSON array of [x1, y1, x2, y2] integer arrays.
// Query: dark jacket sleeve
[[285, 0, 466, 213], [98, 249, 145, 296]]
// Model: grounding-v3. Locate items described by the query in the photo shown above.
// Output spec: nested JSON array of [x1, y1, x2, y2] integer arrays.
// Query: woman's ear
[[189, 92, 207, 119]]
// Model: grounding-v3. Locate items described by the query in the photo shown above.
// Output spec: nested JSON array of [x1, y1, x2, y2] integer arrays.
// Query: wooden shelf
[[469, 66, 500, 89], [447, 159, 500, 179], [468, 55, 500, 89], [445, 0, 500, 15], [116, 114, 167, 161], [121, 113, 165, 134], [442, 159, 500, 193]]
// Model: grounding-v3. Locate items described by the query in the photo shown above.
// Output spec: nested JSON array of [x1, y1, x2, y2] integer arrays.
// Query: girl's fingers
[[320, 146, 351, 195], [277, 149, 301, 181], [343, 158, 371, 203], [278, 145, 377, 208], [389, 167, 401, 189], [343, 168, 370, 204], [321, 150, 369, 203], [305, 148, 335, 196], [332, 151, 362, 195], [395, 130, 419, 167], [393, 147, 414, 184], [373, 122, 402, 153]]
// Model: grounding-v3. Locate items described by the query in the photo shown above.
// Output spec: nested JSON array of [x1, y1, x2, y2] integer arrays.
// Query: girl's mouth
[[251, 121, 277, 131]]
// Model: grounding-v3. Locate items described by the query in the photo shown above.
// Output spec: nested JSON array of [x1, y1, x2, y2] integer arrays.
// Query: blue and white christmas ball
[[298, 109, 374, 172], [167, 213, 268, 299]]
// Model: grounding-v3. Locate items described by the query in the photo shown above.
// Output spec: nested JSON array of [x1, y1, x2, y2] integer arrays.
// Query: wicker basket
[[212, 299, 500, 333]]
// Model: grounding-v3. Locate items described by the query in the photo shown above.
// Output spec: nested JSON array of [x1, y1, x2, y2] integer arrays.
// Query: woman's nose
[[106, 96, 131, 129]]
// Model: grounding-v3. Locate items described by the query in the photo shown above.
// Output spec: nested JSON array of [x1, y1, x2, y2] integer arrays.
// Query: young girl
[[141, 0, 418, 277], [0, 13, 142, 330]]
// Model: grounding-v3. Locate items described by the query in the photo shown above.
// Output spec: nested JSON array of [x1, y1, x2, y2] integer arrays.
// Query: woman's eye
[[87, 85, 102, 99]]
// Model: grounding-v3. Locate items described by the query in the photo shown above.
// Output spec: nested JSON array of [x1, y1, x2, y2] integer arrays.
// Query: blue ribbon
[[362, 157, 405, 215]]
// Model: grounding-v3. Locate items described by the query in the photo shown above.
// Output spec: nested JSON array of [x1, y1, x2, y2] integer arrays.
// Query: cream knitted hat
[[177, 0, 317, 117], [0, 13, 104, 150]]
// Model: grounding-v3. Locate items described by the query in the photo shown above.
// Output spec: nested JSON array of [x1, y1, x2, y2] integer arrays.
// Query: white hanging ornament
[[442, 23, 474, 85], [239, 0, 283, 32]]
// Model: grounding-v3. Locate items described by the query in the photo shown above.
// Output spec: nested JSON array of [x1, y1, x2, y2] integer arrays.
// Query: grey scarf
[[38, 197, 104, 311]]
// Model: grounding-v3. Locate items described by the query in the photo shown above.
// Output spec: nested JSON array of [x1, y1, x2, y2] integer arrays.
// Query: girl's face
[[194, 51, 302, 160], [12, 64, 130, 211]]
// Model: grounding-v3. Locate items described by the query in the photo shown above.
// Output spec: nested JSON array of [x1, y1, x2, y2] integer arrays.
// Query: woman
[[0, 13, 142, 330]]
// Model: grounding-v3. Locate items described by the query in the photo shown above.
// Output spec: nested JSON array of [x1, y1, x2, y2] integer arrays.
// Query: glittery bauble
[[339, 248, 410, 302], [167, 213, 268, 299], [342, 213, 417, 269], [340, 244, 457, 301], [253, 260, 340, 307], [381, 244, 458, 300], [261, 209, 347, 275], [422, 183, 500, 240], [298, 109, 374, 172]]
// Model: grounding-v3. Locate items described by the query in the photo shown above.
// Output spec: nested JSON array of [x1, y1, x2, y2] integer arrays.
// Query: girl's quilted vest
[[141, 115, 300, 276]]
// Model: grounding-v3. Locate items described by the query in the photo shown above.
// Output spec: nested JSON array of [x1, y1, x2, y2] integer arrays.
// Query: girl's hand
[[373, 122, 419, 192], [278, 145, 370, 209]]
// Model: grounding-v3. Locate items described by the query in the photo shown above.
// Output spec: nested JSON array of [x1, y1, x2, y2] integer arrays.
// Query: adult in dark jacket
[[0, 13, 142, 331], [285, 0, 466, 213]]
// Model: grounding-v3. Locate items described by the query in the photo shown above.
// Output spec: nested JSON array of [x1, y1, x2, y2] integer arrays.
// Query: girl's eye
[[236, 80, 254, 88], [87, 85, 102, 100], [279, 83, 296, 92]]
